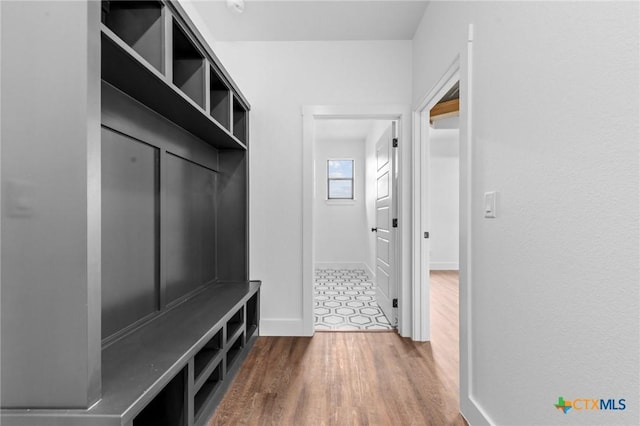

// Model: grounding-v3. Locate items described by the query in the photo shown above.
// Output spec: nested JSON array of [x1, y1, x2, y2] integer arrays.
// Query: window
[[327, 159, 354, 199]]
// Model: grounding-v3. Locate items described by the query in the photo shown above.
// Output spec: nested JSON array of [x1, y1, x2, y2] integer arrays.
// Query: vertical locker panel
[[165, 153, 217, 304], [101, 127, 159, 339], [217, 150, 247, 281]]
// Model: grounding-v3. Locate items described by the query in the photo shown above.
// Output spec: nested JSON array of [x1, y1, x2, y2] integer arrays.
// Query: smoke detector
[[227, 0, 245, 14]]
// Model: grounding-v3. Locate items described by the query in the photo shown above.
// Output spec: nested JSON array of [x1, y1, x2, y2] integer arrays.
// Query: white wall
[[209, 40, 412, 335], [314, 138, 369, 270], [414, 1, 639, 425], [429, 128, 459, 270]]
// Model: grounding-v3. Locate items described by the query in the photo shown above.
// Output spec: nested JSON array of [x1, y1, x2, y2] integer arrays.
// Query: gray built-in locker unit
[[1, 1, 259, 425]]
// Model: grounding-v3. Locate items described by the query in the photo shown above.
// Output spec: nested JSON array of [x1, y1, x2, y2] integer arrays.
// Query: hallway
[[209, 271, 462, 425]]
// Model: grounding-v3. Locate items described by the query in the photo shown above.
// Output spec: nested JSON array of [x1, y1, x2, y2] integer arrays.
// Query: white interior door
[[375, 123, 397, 326]]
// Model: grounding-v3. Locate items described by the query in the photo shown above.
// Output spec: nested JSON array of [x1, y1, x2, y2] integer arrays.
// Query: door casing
[[302, 105, 411, 338], [412, 24, 490, 425]]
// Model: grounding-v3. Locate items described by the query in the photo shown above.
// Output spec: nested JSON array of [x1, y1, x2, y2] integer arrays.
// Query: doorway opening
[[428, 80, 461, 348], [413, 29, 479, 422], [312, 119, 396, 331], [411, 24, 480, 425], [302, 105, 411, 337], [428, 81, 461, 410], [415, 68, 464, 418]]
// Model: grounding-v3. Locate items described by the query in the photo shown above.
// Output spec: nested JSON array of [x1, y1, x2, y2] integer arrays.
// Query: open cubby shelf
[[246, 292, 259, 340], [194, 362, 223, 424], [226, 306, 244, 343], [233, 97, 248, 144], [210, 68, 231, 130], [132, 367, 186, 426], [194, 329, 223, 384], [102, 0, 164, 73], [226, 332, 245, 371], [172, 20, 205, 108]]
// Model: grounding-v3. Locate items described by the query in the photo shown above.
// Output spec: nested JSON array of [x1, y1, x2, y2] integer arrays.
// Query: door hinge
[[392, 218, 398, 228], [392, 298, 398, 308], [392, 138, 398, 148], [424, 231, 429, 239]]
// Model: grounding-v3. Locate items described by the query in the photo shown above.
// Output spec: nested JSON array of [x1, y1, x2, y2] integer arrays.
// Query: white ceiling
[[189, 0, 430, 41], [315, 119, 377, 141]]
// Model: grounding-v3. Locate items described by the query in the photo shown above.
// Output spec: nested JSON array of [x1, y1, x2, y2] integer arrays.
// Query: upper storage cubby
[[172, 20, 205, 108], [233, 97, 248, 144], [210, 68, 231, 131], [101, 0, 249, 150], [101, 0, 164, 73]]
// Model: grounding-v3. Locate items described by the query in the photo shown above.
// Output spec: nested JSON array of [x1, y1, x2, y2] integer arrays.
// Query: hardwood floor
[[209, 271, 463, 426], [428, 270, 461, 403]]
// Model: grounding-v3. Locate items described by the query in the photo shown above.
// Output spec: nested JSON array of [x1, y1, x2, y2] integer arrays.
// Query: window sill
[[325, 199, 357, 205]]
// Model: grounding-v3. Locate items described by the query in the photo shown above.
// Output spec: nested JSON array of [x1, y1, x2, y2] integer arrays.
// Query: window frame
[[326, 158, 355, 200]]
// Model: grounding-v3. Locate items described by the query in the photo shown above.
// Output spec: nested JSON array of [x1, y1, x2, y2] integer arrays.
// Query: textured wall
[[413, 1, 639, 424]]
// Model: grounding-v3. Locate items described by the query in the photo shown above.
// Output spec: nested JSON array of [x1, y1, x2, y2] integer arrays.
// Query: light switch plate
[[484, 191, 497, 218]]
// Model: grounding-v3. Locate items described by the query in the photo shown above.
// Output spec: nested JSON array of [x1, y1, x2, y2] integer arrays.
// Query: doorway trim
[[412, 25, 490, 424], [302, 105, 412, 337], [412, 61, 460, 343]]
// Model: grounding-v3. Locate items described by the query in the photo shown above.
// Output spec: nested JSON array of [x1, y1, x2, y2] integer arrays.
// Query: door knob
[[371, 227, 378, 232]]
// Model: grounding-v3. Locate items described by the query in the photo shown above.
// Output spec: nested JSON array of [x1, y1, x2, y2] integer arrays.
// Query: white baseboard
[[363, 262, 375, 279], [259, 318, 309, 336], [430, 262, 459, 270], [461, 395, 493, 425], [314, 262, 369, 271]]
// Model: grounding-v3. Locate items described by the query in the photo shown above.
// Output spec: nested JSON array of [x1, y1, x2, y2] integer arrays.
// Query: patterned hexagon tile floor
[[314, 269, 394, 331]]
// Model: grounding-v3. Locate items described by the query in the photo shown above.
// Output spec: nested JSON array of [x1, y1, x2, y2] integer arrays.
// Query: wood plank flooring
[[208, 271, 463, 426]]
